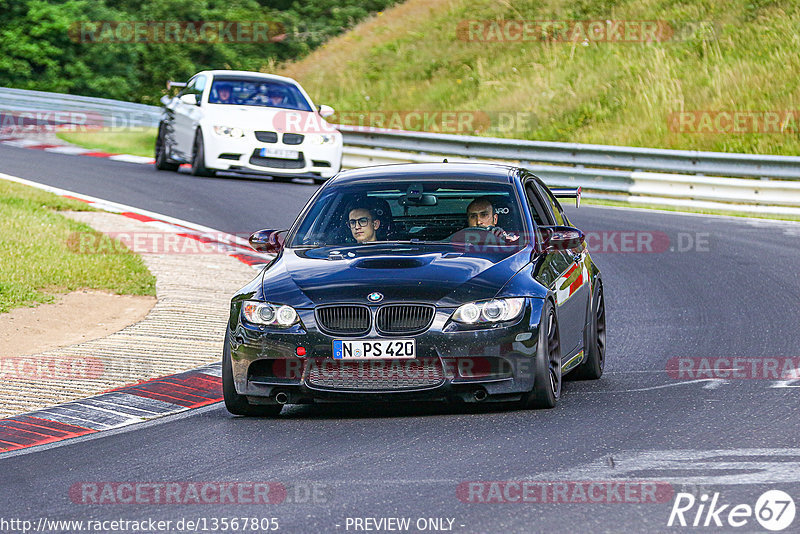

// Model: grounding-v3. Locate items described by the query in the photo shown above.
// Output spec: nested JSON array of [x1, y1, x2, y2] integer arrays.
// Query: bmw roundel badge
[[368, 292, 384, 303]]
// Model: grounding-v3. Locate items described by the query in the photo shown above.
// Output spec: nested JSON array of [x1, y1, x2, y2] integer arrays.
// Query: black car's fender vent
[[306, 358, 445, 390], [376, 305, 435, 335], [316, 305, 371, 336]]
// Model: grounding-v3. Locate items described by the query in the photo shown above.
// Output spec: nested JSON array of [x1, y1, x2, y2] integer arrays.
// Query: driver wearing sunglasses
[[346, 206, 381, 243]]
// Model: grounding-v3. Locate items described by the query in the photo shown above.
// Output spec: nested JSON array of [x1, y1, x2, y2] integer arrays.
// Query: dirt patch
[[0, 290, 155, 357]]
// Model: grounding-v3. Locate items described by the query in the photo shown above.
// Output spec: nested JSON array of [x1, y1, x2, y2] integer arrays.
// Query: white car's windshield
[[208, 76, 313, 111]]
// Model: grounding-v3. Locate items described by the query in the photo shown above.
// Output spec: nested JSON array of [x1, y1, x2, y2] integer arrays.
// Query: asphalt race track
[[2, 142, 800, 533]]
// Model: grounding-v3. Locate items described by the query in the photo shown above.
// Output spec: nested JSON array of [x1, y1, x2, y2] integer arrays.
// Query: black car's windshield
[[289, 180, 528, 248], [208, 76, 312, 111]]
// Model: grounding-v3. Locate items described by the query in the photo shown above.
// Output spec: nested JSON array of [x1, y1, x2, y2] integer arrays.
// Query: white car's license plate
[[259, 147, 299, 159], [333, 339, 416, 359]]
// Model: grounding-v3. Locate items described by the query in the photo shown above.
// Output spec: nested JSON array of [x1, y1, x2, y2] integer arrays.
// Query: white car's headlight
[[451, 298, 525, 324], [242, 301, 299, 327], [213, 125, 244, 137], [312, 133, 338, 145]]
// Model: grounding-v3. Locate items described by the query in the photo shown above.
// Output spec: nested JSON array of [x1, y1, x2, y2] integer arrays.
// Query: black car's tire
[[521, 300, 562, 409], [222, 332, 282, 417], [154, 125, 179, 171], [571, 282, 606, 380], [191, 130, 216, 177]]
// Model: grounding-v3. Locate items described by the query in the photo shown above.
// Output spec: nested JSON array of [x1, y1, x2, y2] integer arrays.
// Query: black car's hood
[[260, 244, 531, 308]]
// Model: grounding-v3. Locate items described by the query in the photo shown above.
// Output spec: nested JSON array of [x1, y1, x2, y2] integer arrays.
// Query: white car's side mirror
[[318, 104, 335, 118], [179, 93, 199, 106]]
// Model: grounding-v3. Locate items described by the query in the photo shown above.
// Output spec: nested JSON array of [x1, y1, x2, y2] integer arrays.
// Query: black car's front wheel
[[571, 282, 606, 380], [222, 332, 282, 417], [521, 300, 562, 409]]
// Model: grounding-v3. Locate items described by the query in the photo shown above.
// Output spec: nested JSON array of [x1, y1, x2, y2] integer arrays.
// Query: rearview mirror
[[398, 194, 438, 206], [318, 104, 335, 118], [539, 225, 585, 253], [179, 93, 199, 106], [249, 229, 287, 254]]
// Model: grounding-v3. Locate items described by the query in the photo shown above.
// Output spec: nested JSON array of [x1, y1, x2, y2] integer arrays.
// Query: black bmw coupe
[[223, 163, 605, 415]]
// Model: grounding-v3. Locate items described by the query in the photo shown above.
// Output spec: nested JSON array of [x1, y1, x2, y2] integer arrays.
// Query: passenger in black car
[[347, 205, 382, 243]]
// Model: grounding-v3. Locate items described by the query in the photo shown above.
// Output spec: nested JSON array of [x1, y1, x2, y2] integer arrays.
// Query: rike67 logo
[[668, 490, 795, 531]]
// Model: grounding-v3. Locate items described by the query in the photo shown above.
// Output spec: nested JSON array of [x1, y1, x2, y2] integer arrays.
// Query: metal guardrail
[[338, 126, 800, 215], [2, 87, 799, 214], [0, 87, 161, 129], [339, 125, 800, 180]]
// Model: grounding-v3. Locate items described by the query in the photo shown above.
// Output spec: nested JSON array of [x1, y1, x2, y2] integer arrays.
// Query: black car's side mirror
[[539, 225, 585, 253], [249, 229, 287, 254]]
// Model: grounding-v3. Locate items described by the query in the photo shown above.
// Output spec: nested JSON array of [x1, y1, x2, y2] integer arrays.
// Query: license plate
[[333, 339, 416, 360], [259, 147, 299, 159]]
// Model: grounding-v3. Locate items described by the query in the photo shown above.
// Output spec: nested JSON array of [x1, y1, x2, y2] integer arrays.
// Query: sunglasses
[[347, 217, 372, 228]]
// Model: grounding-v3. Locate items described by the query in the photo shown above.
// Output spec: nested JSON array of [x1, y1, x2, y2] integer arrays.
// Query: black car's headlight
[[451, 298, 525, 324], [242, 300, 299, 327]]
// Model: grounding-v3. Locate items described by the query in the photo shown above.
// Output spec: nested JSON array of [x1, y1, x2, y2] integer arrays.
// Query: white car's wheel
[[191, 130, 216, 177]]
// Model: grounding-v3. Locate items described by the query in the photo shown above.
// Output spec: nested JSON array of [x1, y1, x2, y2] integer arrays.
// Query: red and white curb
[[0, 364, 223, 453], [0, 135, 156, 165], [0, 172, 272, 269], [0, 171, 276, 452]]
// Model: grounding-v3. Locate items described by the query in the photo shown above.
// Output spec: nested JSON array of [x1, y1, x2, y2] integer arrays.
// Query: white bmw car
[[155, 70, 342, 181]]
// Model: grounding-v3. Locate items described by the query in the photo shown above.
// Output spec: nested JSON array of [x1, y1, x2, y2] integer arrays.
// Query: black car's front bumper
[[228, 299, 545, 405]]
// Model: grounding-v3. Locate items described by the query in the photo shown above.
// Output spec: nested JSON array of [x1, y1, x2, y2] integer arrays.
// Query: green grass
[[0, 179, 156, 313], [56, 128, 157, 158], [280, 0, 800, 156]]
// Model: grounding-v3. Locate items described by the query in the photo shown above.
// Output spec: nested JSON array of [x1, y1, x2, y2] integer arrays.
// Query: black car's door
[[524, 178, 589, 358]]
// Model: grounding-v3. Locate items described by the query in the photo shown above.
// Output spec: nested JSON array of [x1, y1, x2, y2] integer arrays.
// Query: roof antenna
[[442, 158, 448, 163]]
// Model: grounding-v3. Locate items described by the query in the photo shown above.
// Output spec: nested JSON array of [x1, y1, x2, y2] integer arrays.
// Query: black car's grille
[[254, 131, 278, 143], [306, 358, 445, 390], [249, 151, 305, 169], [282, 133, 304, 145], [376, 305, 435, 335], [316, 305, 371, 336]]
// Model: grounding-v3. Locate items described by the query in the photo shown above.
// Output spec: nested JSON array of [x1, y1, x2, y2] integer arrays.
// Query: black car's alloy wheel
[[523, 300, 562, 409], [572, 283, 606, 380], [154, 125, 179, 171], [191, 130, 216, 177], [222, 332, 282, 417]]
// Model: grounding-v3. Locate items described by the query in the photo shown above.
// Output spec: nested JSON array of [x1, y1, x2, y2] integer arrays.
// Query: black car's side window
[[534, 182, 567, 226], [524, 182, 553, 225]]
